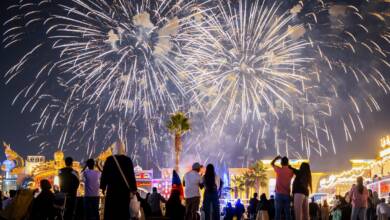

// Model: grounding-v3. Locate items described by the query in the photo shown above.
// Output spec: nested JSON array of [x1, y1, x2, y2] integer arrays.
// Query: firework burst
[[2, 0, 390, 164], [3, 0, 205, 161], [180, 0, 390, 159]]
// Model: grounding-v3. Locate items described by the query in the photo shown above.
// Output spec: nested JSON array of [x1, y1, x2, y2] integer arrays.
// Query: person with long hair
[[349, 176, 369, 220], [291, 162, 312, 220], [201, 164, 223, 220]]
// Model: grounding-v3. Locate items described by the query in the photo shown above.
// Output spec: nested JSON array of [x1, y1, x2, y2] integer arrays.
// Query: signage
[[135, 170, 153, 180]]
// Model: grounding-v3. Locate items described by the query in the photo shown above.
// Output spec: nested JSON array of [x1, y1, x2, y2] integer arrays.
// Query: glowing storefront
[[319, 135, 390, 198], [229, 159, 326, 200]]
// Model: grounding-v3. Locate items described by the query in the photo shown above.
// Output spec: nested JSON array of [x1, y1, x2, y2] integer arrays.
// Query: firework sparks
[[179, 0, 390, 158], [2, 0, 390, 164], [3, 0, 207, 162]]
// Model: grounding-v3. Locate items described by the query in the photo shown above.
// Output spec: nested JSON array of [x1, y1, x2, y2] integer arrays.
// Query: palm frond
[[166, 111, 191, 134]]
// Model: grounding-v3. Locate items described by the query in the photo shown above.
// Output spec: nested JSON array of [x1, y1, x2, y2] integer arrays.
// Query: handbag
[[113, 155, 141, 218]]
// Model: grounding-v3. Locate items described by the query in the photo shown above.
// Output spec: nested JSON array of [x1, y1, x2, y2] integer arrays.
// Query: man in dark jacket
[[59, 157, 80, 220], [248, 193, 259, 219], [147, 187, 167, 217]]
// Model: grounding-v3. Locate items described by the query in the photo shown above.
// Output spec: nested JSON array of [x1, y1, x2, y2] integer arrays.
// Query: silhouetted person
[[165, 189, 185, 220], [235, 199, 245, 219], [137, 192, 152, 220], [271, 155, 294, 220], [249, 193, 259, 220], [257, 193, 270, 220], [147, 187, 167, 217], [59, 157, 80, 220], [309, 198, 320, 220], [223, 202, 235, 220], [100, 140, 137, 220], [269, 195, 275, 220], [30, 179, 55, 220], [83, 159, 100, 220]]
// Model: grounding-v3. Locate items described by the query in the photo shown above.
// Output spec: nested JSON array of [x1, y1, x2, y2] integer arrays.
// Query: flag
[[171, 170, 184, 198]]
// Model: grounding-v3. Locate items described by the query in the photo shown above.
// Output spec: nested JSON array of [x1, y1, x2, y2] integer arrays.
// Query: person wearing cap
[[183, 162, 203, 220]]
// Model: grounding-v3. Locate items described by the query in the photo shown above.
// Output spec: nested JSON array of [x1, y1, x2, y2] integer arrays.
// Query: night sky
[[0, 0, 389, 172]]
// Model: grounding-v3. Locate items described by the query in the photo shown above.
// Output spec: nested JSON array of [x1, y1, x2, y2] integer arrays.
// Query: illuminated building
[[29, 151, 81, 190], [0, 143, 174, 197], [25, 156, 46, 175], [229, 159, 326, 200], [319, 135, 390, 198], [134, 165, 153, 192], [152, 168, 174, 198]]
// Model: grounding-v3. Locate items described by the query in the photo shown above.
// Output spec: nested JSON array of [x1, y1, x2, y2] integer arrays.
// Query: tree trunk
[[174, 133, 182, 172]]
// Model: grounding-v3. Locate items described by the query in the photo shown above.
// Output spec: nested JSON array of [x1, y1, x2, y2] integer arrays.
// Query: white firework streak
[[3, 0, 208, 160], [178, 0, 390, 158], [2, 0, 390, 163], [180, 0, 323, 156]]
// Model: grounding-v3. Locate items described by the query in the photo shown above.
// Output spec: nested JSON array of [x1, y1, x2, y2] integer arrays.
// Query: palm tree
[[248, 160, 268, 194], [243, 172, 255, 199], [166, 112, 190, 172], [231, 175, 245, 199]]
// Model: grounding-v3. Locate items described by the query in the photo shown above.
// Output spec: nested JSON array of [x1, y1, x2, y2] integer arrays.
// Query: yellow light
[[381, 135, 390, 148], [262, 160, 272, 164], [350, 159, 375, 163], [380, 148, 390, 158]]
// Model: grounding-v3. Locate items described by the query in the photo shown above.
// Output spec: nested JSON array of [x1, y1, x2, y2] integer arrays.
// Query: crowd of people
[[241, 155, 390, 220], [0, 144, 389, 220], [0, 140, 226, 220]]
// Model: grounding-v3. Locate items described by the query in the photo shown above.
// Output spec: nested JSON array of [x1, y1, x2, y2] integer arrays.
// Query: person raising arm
[[271, 155, 294, 220]]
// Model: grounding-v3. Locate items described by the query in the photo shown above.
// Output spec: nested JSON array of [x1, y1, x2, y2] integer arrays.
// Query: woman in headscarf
[[100, 140, 137, 220]]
